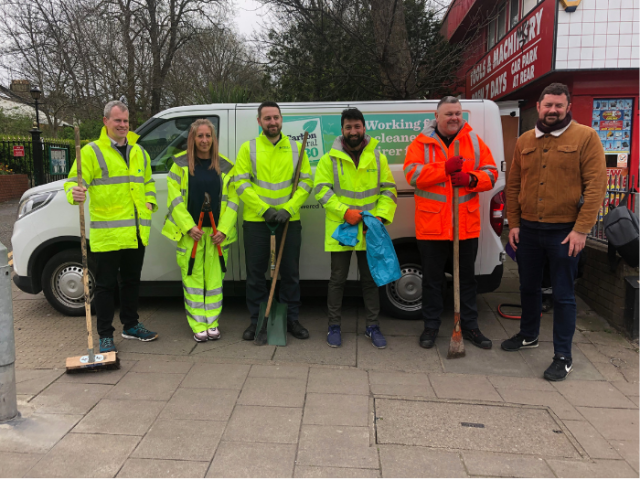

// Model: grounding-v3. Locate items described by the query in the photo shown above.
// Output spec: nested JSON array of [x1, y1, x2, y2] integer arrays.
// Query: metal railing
[[589, 175, 638, 244]]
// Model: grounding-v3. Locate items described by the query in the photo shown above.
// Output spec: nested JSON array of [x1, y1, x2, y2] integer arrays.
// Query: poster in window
[[593, 98, 633, 154]]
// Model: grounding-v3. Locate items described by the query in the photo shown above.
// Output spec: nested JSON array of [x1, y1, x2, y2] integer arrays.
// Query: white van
[[11, 100, 506, 319]]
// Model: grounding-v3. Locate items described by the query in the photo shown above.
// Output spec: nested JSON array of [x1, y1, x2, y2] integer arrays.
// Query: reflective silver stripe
[[346, 201, 376, 211], [181, 189, 187, 197], [459, 192, 478, 203], [318, 190, 335, 205], [381, 190, 397, 203], [469, 131, 480, 169], [177, 247, 186, 254], [403, 164, 418, 175], [168, 171, 182, 184], [91, 219, 137, 228], [415, 189, 447, 202], [299, 173, 312, 180], [430, 145, 435, 164], [254, 178, 292, 190], [130, 176, 144, 184], [227, 201, 239, 211], [234, 173, 252, 181], [380, 182, 395, 188], [183, 284, 204, 295], [249, 139, 258, 178], [139, 145, 147, 171], [290, 138, 299, 174], [429, 133, 448, 159], [91, 176, 130, 186], [259, 195, 289, 206], [299, 182, 312, 193], [140, 219, 152, 227], [145, 191, 156, 198], [331, 156, 380, 199], [222, 194, 228, 201], [206, 287, 223, 296], [205, 313, 220, 324], [435, 182, 446, 187], [237, 182, 252, 195], [315, 183, 332, 192], [168, 196, 184, 215], [89, 143, 110, 179], [145, 178, 155, 185], [185, 298, 205, 309], [424, 144, 429, 164], [174, 155, 188, 167], [66, 176, 89, 188], [205, 301, 222, 311], [220, 157, 233, 174], [410, 164, 423, 187], [166, 213, 177, 225], [375, 150, 381, 191], [186, 310, 208, 323]]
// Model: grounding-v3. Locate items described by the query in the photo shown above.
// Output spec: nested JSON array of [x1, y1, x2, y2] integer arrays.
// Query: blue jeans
[[516, 222, 580, 357]]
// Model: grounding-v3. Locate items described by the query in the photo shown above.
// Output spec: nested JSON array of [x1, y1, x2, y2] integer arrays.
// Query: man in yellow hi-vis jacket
[[314, 108, 397, 349], [65, 100, 158, 354], [233, 101, 313, 341]]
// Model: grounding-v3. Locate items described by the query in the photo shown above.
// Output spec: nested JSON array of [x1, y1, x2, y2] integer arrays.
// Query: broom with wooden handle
[[447, 140, 466, 359], [66, 126, 119, 372]]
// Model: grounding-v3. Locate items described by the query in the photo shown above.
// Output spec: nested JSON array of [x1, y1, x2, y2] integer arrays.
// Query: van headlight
[[17, 191, 57, 220]]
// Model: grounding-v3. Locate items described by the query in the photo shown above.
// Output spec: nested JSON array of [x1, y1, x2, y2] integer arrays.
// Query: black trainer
[[419, 328, 438, 349], [501, 333, 539, 351], [242, 323, 257, 341], [462, 328, 492, 349], [544, 355, 573, 381], [287, 321, 309, 339]]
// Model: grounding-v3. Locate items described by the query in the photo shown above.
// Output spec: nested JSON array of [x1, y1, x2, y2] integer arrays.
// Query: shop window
[[497, 4, 507, 41], [487, 2, 507, 51], [521, 0, 540, 17], [509, 0, 520, 30], [488, 19, 497, 50]]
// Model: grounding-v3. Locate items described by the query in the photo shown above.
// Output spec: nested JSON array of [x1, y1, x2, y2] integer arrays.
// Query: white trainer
[[194, 331, 209, 342], [207, 327, 221, 340]]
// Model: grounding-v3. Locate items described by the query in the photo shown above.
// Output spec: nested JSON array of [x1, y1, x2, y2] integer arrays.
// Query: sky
[[232, 0, 270, 37]]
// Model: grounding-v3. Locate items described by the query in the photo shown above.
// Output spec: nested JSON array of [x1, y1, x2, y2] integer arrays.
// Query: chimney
[[10, 79, 31, 99]]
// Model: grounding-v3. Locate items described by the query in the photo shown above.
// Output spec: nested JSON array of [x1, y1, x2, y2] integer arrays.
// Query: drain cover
[[375, 399, 581, 459]]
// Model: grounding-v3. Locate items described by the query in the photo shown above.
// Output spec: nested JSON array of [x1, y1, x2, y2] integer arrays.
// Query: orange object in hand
[[344, 209, 362, 225]]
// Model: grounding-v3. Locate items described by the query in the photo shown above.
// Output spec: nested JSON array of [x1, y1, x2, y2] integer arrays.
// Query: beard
[[542, 112, 564, 127], [263, 124, 282, 138], [345, 133, 364, 148]]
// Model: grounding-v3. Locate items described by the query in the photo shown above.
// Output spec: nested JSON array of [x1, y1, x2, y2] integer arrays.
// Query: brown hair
[[538, 83, 571, 103], [186, 119, 220, 176]]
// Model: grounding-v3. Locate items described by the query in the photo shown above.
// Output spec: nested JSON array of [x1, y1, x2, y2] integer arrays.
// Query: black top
[[435, 127, 455, 148], [187, 158, 221, 229], [115, 144, 129, 166]]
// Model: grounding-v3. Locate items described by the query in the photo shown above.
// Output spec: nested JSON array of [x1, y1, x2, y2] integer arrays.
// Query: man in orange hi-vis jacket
[[403, 96, 498, 351]]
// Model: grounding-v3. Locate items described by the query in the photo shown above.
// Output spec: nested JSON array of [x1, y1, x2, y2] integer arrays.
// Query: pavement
[[1, 201, 638, 477]]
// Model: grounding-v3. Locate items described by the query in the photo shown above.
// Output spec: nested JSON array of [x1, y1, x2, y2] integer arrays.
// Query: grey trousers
[[327, 250, 379, 326]]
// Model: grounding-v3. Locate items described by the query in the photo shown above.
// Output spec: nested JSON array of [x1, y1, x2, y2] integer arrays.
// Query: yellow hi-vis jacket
[[314, 136, 397, 251], [161, 151, 238, 248], [64, 127, 157, 252], [233, 133, 313, 222]]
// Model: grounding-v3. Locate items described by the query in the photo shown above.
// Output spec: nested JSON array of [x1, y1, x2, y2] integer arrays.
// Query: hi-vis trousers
[[177, 227, 228, 333]]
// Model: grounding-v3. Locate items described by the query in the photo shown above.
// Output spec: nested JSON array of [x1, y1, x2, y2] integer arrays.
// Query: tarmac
[[2, 233, 639, 477]]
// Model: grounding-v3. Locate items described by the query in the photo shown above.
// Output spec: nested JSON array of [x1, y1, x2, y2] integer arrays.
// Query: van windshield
[[137, 116, 220, 173]]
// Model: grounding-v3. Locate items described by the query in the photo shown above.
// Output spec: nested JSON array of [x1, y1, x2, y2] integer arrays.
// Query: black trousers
[[417, 238, 478, 331], [243, 221, 302, 325], [92, 237, 146, 338]]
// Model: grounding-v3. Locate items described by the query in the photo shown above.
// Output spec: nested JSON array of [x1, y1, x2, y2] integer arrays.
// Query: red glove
[[451, 171, 471, 187], [445, 156, 464, 175], [344, 209, 363, 225]]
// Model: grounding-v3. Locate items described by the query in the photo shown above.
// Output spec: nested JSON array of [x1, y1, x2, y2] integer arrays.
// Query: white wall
[[555, 0, 639, 70]]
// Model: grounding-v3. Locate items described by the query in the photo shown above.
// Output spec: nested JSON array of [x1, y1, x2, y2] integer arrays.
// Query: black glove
[[263, 207, 278, 223], [274, 209, 292, 224]]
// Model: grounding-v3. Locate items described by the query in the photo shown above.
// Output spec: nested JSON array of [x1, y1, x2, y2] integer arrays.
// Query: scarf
[[536, 111, 572, 134]]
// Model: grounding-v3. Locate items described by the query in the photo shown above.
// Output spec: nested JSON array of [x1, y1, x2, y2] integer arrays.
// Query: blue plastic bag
[[331, 221, 359, 247], [362, 212, 402, 286]]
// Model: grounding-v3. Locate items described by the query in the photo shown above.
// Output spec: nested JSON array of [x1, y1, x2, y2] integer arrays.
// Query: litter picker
[[254, 132, 309, 346], [66, 126, 119, 372], [447, 140, 466, 359], [187, 192, 226, 276]]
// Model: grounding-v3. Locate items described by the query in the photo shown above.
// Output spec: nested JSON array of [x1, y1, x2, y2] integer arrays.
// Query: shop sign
[[592, 98, 634, 154], [467, 0, 555, 100]]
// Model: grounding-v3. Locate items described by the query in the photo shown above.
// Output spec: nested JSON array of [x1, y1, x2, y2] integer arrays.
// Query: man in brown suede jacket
[[502, 83, 607, 381]]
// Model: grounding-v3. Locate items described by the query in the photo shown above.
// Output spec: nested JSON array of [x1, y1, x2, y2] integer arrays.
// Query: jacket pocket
[[557, 145, 580, 169], [465, 200, 481, 234], [520, 147, 536, 171], [416, 201, 443, 235]]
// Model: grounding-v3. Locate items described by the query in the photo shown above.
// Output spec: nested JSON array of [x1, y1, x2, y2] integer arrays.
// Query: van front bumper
[[13, 274, 38, 294], [476, 263, 504, 294]]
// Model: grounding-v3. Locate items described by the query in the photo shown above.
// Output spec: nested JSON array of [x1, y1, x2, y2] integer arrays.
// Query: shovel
[[447, 140, 466, 359], [254, 132, 309, 346]]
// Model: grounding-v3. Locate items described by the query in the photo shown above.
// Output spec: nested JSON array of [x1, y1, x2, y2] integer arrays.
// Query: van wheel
[[379, 247, 422, 320], [42, 249, 95, 317]]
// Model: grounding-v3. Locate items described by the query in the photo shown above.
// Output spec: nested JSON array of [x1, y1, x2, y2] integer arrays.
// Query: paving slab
[[106, 372, 184, 401], [0, 413, 82, 454], [576, 343, 615, 364], [299, 425, 371, 450], [429, 373, 502, 402], [272, 333, 357, 367], [488, 375, 556, 391], [436, 341, 536, 377], [15, 369, 65, 395], [369, 370, 435, 397], [609, 439, 640, 473], [575, 310, 612, 332], [296, 427, 378, 470], [116, 334, 197, 356], [373, 315, 424, 337], [222, 406, 302, 444], [193, 339, 277, 361], [237, 376, 307, 407], [294, 466, 380, 477], [356, 335, 442, 373], [307, 367, 369, 395], [610, 380, 640, 397], [0, 451, 43, 478], [303, 393, 370, 427], [30, 382, 112, 414], [378, 445, 467, 478], [181, 363, 250, 390], [497, 388, 583, 421], [546, 458, 639, 478], [554, 380, 637, 408], [132, 417, 225, 461], [56, 360, 136, 385], [591, 361, 628, 382], [206, 441, 297, 478], [577, 407, 639, 441], [129, 359, 194, 374], [562, 420, 623, 459], [248, 364, 309, 380], [519, 342, 605, 381], [117, 458, 209, 478], [160, 388, 238, 421], [461, 451, 555, 477], [73, 398, 165, 436], [582, 331, 636, 348], [296, 300, 357, 334], [375, 398, 581, 458], [28, 432, 140, 478]]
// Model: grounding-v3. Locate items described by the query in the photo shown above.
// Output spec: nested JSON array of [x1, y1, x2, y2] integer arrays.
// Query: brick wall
[[0, 175, 29, 202], [576, 239, 639, 337]]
